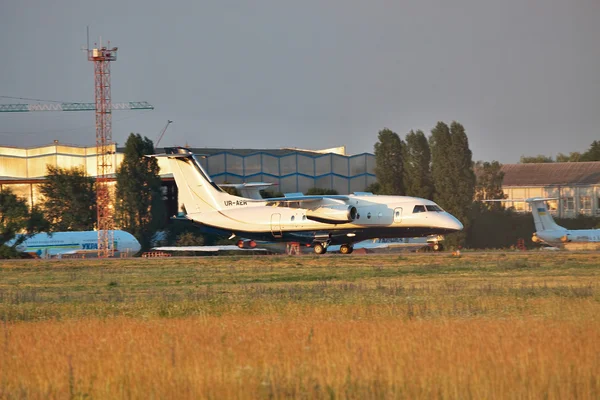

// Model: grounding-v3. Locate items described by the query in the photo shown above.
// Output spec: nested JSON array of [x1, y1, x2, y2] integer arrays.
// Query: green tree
[[260, 190, 284, 199], [580, 140, 600, 161], [556, 152, 582, 162], [474, 161, 505, 210], [403, 130, 433, 199], [467, 204, 534, 249], [365, 182, 381, 194], [38, 165, 96, 231], [176, 232, 205, 246], [373, 128, 405, 195], [520, 154, 554, 163], [429, 122, 453, 208], [430, 121, 475, 247], [115, 134, 166, 250], [0, 189, 49, 258]]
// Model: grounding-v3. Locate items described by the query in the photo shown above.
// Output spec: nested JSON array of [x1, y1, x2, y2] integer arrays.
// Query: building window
[[580, 196, 592, 214], [563, 197, 575, 212], [546, 200, 558, 214]]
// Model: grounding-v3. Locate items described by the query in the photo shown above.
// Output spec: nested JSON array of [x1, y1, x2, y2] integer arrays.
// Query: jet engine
[[15, 243, 27, 252], [306, 205, 358, 224]]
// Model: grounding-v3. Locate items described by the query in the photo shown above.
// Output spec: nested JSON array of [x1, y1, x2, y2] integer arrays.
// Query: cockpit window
[[412, 205, 426, 213], [426, 205, 443, 212]]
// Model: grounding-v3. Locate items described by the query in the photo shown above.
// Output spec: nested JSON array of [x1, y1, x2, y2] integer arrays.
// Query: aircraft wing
[[262, 195, 350, 207], [220, 183, 276, 200], [152, 246, 268, 252]]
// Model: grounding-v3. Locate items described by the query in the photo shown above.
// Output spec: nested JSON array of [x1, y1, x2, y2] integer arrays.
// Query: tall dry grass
[[0, 252, 599, 398], [1, 315, 598, 399]]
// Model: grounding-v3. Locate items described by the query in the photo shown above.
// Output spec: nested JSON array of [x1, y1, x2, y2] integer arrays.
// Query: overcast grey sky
[[1, 0, 598, 163]]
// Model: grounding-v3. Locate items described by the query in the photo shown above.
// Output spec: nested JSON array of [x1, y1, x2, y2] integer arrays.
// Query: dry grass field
[[0, 252, 599, 399]]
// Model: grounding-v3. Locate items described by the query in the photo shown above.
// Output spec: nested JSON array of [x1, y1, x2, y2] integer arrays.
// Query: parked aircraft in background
[[487, 197, 600, 249], [328, 235, 445, 253], [6, 230, 141, 257], [525, 198, 600, 249], [152, 147, 463, 255], [151, 245, 268, 253]]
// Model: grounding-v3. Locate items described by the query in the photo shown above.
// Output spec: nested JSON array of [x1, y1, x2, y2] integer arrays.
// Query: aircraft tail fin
[[526, 198, 564, 232], [154, 147, 242, 213]]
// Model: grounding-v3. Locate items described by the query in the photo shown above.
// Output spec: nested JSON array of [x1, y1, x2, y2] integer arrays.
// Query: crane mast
[[89, 43, 117, 258], [0, 37, 153, 257]]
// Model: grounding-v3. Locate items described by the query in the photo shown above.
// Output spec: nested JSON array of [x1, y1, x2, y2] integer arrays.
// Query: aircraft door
[[394, 207, 402, 223], [271, 213, 282, 238]]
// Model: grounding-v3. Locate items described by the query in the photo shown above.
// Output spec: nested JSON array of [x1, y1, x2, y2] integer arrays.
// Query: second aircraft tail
[[526, 198, 564, 232]]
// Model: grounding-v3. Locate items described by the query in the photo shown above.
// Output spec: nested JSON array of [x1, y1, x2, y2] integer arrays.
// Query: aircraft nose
[[131, 240, 142, 254], [445, 214, 464, 231]]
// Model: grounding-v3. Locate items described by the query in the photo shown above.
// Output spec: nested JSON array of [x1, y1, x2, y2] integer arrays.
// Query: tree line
[[520, 140, 600, 163], [369, 122, 477, 247]]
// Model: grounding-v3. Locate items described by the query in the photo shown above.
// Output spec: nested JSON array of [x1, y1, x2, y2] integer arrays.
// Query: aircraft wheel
[[339, 244, 353, 254], [313, 243, 327, 255], [432, 243, 443, 252]]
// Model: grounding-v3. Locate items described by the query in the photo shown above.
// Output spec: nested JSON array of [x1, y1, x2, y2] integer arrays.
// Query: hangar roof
[[501, 162, 600, 186], [150, 146, 348, 157]]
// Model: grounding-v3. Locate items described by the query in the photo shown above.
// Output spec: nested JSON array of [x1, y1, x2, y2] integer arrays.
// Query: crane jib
[[0, 102, 154, 112]]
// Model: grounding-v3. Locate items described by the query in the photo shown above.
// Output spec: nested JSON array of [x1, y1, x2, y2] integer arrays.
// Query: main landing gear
[[312, 242, 354, 255], [313, 242, 327, 255], [339, 244, 354, 254]]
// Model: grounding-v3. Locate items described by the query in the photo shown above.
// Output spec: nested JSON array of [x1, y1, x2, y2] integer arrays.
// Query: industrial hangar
[[501, 162, 600, 218], [0, 143, 376, 213], [2, 142, 600, 219]]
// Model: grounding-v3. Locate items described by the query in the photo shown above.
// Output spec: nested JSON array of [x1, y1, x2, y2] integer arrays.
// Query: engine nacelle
[[236, 239, 257, 249], [15, 243, 27, 252], [306, 205, 358, 224]]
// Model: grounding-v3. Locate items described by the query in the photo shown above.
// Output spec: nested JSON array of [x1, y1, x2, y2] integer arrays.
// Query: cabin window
[[412, 205, 426, 213], [291, 215, 295, 221], [426, 205, 443, 212], [367, 212, 371, 219], [395, 211, 400, 218], [378, 212, 382, 218]]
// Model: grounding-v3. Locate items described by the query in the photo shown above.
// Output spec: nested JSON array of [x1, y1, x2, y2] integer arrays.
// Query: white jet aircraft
[[153, 147, 463, 255], [6, 230, 141, 257], [523, 198, 600, 248]]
